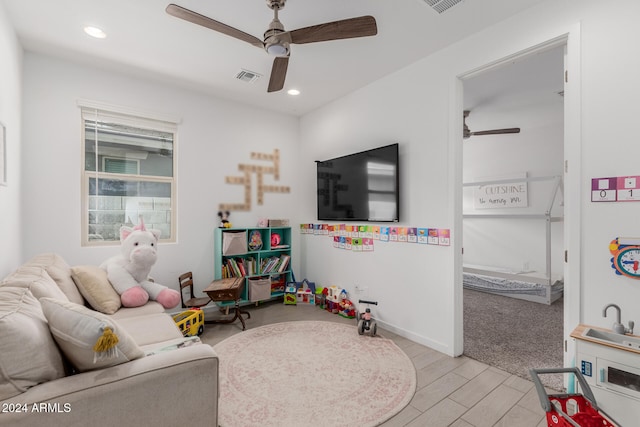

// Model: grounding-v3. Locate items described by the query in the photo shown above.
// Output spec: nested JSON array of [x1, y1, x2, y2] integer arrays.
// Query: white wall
[[21, 53, 300, 297], [300, 54, 457, 352], [0, 3, 23, 277], [299, 0, 640, 356]]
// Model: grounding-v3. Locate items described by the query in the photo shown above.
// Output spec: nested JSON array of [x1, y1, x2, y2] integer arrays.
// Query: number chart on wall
[[592, 176, 640, 202]]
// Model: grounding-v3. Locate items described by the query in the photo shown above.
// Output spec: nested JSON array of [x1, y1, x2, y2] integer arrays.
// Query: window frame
[[79, 102, 178, 246]]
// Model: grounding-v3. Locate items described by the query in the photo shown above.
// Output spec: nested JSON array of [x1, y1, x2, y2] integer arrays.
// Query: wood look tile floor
[[199, 301, 552, 427]]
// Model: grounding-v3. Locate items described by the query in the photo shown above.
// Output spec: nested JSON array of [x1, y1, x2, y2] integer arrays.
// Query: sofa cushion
[[0, 287, 66, 400], [24, 253, 85, 305], [0, 266, 68, 301], [70, 265, 122, 315], [108, 301, 166, 320], [115, 312, 184, 347], [40, 298, 144, 372]]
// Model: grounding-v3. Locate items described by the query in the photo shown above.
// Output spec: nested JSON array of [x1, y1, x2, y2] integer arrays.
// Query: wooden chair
[[178, 272, 212, 309]]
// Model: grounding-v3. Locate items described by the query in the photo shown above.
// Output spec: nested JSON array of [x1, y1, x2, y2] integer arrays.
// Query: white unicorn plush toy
[[101, 217, 180, 309]]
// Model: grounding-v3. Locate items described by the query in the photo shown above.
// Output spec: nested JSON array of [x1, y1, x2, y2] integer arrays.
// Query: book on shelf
[[260, 256, 279, 274], [222, 261, 237, 278], [223, 253, 289, 278], [223, 257, 251, 277], [271, 244, 290, 249], [224, 259, 236, 277], [236, 258, 246, 276], [245, 257, 256, 276], [277, 254, 291, 272]]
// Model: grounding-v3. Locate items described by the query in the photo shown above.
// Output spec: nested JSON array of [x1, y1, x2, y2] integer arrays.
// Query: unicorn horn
[[134, 215, 146, 231]]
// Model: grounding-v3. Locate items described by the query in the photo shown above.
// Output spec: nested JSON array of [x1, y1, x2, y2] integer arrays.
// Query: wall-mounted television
[[316, 143, 399, 222]]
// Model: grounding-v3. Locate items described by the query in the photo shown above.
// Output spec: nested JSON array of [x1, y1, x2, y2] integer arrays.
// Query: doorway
[[454, 35, 581, 389]]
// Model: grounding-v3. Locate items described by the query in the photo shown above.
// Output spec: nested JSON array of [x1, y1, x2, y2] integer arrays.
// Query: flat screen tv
[[316, 143, 399, 222]]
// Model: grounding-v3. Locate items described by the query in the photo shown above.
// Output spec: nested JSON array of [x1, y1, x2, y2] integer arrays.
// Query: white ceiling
[[463, 45, 565, 132], [3, 0, 548, 116]]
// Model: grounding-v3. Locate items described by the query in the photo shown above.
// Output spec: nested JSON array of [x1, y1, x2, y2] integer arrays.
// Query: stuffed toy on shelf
[[100, 217, 180, 309], [218, 210, 232, 228]]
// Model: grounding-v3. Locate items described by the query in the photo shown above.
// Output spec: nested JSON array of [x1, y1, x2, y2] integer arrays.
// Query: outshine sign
[[474, 174, 528, 209]]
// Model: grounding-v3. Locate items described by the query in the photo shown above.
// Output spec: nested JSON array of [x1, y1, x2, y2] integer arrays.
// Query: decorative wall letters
[[219, 149, 290, 211]]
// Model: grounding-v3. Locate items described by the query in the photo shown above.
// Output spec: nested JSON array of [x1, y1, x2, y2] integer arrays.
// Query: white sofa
[[0, 254, 219, 427]]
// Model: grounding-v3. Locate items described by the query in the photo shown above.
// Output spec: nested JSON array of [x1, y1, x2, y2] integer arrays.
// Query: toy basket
[[530, 368, 620, 427]]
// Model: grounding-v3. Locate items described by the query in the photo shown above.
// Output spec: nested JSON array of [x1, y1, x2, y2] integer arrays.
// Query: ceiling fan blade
[[287, 15, 377, 44], [470, 128, 521, 136], [268, 56, 289, 93], [166, 4, 264, 48]]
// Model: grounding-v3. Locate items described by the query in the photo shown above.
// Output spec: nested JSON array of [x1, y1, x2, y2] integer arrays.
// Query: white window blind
[[80, 105, 177, 245]]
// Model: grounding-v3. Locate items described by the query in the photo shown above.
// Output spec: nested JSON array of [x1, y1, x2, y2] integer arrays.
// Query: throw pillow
[[40, 298, 144, 372], [0, 266, 68, 301], [25, 253, 85, 304], [0, 287, 66, 400], [71, 265, 122, 314]]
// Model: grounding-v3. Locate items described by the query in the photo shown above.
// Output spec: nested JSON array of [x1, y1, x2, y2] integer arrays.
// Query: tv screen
[[316, 143, 399, 222]]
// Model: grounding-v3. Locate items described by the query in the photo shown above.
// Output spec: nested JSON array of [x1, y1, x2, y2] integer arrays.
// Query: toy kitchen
[[571, 304, 640, 426]]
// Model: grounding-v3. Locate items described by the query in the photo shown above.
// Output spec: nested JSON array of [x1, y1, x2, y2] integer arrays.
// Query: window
[[80, 104, 177, 245]]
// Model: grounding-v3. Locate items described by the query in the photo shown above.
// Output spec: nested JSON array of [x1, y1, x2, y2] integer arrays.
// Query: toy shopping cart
[[530, 368, 620, 427]]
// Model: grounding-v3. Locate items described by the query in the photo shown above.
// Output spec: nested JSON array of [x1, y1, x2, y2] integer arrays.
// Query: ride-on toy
[[357, 299, 378, 336]]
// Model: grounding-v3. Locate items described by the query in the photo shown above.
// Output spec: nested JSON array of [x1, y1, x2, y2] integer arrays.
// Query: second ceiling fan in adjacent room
[[463, 110, 521, 139]]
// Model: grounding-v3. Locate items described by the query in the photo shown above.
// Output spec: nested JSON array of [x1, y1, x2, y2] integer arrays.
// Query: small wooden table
[[204, 277, 251, 331]]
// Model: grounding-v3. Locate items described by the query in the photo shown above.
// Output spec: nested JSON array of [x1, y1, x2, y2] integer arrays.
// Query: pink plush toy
[[100, 217, 180, 309]]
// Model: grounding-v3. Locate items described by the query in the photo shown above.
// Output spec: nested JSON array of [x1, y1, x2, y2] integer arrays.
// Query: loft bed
[[462, 175, 564, 305]]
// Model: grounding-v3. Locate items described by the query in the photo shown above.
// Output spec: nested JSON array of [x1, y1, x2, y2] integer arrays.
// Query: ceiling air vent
[[422, 0, 465, 14], [235, 69, 262, 83]]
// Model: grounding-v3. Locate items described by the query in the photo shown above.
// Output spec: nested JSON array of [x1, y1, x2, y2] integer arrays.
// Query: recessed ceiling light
[[84, 26, 106, 39], [287, 89, 300, 96]]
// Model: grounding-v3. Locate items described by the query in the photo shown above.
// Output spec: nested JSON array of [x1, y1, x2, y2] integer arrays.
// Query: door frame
[[450, 24, 582, 377]]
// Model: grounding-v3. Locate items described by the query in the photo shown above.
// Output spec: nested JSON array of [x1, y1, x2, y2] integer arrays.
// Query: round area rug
[[213, 321, 416, 427]]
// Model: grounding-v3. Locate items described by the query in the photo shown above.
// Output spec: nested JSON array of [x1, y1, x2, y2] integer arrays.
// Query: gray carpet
[[463, 288, 564, 390]]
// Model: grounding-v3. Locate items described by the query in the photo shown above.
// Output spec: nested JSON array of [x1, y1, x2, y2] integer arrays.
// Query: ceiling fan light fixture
[[266, 42, 288, 56]]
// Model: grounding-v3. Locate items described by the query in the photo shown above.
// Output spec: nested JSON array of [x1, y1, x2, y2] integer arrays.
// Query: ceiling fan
[[166, 1, 377, 93], [463, 110, 521, 139]]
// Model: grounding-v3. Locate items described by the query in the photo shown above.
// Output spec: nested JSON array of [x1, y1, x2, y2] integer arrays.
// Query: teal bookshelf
[[214, 227, 292, 307]]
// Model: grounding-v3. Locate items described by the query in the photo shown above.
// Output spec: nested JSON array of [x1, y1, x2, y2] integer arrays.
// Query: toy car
[[172, 308, 205, 337], [357, 299, 378, 336]]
